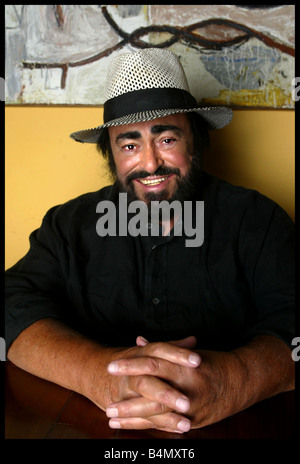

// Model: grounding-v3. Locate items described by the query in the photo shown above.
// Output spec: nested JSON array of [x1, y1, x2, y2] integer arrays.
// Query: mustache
[[125, 166, 181, 186]]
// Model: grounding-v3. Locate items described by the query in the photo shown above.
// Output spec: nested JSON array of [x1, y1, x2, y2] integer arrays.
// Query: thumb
[[136, 335, 197, 348], [170, 336, 197, 349]]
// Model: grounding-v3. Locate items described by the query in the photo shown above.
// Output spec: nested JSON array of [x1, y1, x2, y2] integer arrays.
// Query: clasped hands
[[104, 335, 232, 434]]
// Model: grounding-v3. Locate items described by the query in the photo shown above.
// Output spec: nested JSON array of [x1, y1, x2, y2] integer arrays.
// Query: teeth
[[139, 176, 169, 186]]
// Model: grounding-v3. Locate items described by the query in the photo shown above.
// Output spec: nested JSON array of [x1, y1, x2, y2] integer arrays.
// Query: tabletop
[[5, 360, 295, 440]]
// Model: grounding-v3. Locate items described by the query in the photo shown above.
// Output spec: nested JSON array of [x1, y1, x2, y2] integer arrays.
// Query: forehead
[[108, 113, 191, 140]]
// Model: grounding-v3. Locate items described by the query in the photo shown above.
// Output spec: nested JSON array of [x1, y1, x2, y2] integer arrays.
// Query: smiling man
[[109, 116, 194, 204], [5, 49, 295, 434], [108, 115, 199, 237]]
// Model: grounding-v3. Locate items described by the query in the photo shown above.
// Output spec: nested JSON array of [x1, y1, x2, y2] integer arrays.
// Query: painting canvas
[[5, 4, 295, 108]]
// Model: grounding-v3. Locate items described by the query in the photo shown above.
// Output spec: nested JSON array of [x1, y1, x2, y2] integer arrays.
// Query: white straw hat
[[70, 48, 233, 143]]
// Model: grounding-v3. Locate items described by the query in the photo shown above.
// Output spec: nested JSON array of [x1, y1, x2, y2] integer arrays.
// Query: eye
[[161, 137, 177, 148], [122, 143, 136, 151]]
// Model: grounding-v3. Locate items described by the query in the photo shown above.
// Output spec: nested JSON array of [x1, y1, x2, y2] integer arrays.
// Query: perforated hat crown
[[104, 48, 190, 99], [70, 48, 232, 143]]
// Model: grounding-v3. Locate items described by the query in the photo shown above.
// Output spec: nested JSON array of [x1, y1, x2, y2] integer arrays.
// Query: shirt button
[[152, 297, 160, 305]]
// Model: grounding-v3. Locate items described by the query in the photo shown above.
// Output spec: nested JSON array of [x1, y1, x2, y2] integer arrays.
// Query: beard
[[115, 156, 202, 206]]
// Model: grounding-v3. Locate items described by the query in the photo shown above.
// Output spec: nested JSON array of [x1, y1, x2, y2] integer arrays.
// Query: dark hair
[[96, 112, 210, 180], [96, 127, 116, 179], [187, 111, 210, 155]]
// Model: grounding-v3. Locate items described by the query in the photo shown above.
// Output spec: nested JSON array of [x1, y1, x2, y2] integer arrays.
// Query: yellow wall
[[5, 106, 295, 269]]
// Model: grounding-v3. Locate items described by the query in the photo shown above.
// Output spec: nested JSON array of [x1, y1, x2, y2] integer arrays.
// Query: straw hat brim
[[70, 106, 233, 143]]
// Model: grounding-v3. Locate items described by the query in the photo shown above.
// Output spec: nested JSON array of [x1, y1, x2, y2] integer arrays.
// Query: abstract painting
[[5, 5, 295, 108]]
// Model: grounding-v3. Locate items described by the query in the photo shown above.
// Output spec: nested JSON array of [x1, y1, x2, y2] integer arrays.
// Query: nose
[[139, 142, 163, 173]]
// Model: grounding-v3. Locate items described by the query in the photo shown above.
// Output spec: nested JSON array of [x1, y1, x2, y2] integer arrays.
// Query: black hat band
[[103, 87, 198, 123]]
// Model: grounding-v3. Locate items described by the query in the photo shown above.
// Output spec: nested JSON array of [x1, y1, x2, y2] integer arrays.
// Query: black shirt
[[5, 172, 295, 353]]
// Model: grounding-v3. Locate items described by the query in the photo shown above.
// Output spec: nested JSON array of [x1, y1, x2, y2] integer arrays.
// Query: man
[[5, 49, 295, 434]]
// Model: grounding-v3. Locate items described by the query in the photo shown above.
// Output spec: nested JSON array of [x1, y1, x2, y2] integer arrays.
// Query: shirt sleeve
[[241, 200, 295, 349], [5, 206, 68, 353]]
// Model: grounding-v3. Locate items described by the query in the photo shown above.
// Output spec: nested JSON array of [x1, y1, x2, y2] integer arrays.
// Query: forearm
[[229, 334, 295, 411], [7, 319, 197, 425], [7, 318, 119, 409]]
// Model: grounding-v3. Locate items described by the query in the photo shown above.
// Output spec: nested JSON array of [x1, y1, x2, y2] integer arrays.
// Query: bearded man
[[5, 49, 295, 434]]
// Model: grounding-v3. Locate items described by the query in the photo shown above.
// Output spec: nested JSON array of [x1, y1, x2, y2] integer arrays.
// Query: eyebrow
[[115, 124, 183, 143], [116, 131, 141, 142], [150, 124, 183, 136]]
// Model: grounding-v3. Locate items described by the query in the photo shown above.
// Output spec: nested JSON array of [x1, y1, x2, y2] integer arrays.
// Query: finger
[[135, 375, 190, 413], [109, 344, 201, 371], [106, 396, 171, 419], [123, 374, 191, 413], [170, 335, 197, 349], [108, 412, 191, 434], [136, 335, 197, 349], [136, 336, 148, 346], [108, 356, 167, 376]]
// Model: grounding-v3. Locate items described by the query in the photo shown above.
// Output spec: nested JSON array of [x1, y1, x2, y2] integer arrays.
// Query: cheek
[[164, 151, 192, 174], [114, 156, 138, 179]]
